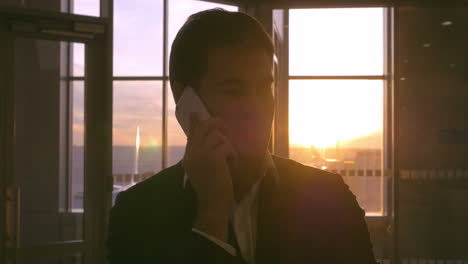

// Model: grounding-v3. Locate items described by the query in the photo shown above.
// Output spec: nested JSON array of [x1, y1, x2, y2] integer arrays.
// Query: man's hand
[[183, 114, 237, 243]]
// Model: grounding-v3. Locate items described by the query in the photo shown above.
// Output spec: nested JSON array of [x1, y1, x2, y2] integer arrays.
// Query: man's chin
[[229, 133, 271, 162]]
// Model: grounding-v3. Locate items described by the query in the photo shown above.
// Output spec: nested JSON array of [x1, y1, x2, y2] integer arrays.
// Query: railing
[[399, 169, 468, 181], [112, 172, 155, 187], [327, 169, 385, 177], [323, 168, 468, 180]]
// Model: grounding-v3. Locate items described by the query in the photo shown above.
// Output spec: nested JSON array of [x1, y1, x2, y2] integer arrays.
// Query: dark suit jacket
[[107, 156, 377, 264]]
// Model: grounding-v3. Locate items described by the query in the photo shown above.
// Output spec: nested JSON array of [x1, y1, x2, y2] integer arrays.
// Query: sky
[[289, 8, 384, 76], [289, 80, 383, 149], [71, 1, 384, 151]]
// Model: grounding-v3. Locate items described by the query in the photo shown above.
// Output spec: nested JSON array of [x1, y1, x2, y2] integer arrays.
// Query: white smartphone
[[175, 86, 211, 136]]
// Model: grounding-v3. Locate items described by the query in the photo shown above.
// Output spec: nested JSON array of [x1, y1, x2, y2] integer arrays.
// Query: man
[[107, 9, 377, 264]]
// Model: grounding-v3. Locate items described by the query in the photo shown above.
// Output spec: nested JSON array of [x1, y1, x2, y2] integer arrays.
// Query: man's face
[[198, 45, 274, 162]]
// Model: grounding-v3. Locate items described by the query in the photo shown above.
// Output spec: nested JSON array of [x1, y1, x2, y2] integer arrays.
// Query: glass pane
[[113, 81, 163, 204], [14, 38, 84, 248], [72, 43, 85, 77], [114, 0, 163, 76], [73, 0, 100, 17], [71, 81, 84, 212], [289, 80, 384, 215], [289, 8, 384, 76], [168, 0, 238, 67], [167, 85, 186, 167]]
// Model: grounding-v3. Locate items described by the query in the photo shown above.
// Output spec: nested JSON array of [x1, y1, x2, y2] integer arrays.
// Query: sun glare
[[289, 80, 383, 149]]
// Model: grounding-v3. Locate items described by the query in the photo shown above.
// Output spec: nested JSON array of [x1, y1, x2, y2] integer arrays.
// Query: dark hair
[[169, 8, 274, 91]]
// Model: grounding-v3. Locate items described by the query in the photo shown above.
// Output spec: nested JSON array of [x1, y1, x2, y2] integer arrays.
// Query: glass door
[[0, 8, 111, 264]]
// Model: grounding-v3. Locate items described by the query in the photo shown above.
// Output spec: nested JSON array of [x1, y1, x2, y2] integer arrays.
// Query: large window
[[288, 8, 387, 215]]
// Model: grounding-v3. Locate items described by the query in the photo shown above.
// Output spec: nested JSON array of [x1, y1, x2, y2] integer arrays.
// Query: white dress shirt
[[184, 155, 278, 264]]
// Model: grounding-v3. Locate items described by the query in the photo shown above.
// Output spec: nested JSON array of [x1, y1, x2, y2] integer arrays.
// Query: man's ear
[[172, 81, 185, 103]]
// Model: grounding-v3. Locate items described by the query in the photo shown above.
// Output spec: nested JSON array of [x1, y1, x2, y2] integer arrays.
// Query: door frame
[[0, 6, 112, 264]]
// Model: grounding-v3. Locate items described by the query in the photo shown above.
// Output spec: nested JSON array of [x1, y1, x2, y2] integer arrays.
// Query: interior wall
[[397, 7, 468, 169], [396, 6, 468, 260]]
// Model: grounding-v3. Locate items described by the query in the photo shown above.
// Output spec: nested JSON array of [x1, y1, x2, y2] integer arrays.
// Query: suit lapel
[[181, 178, 198, 228], [256, 165, 285, 264], [169, 162, 198, 229]]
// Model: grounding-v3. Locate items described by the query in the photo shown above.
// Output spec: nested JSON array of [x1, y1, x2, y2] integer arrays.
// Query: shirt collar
[[183, 153, 279, 189]]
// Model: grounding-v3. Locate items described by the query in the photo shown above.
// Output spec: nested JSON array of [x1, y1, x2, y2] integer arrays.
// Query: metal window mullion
[[66, 41, 73, 212], [390, 6, 400, 264], [382, 5, 394, 223], [278, 8, 290, 158], [383, 6, 396, 262], [84, 20, 112, 264], [161, 0, 169, 169], [67, 0, 73, 14], [382, 7, 391, 219]]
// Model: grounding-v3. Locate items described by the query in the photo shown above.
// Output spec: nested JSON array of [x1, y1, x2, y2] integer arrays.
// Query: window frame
[[0, 5, 111, 262], [284, 7, 393, 217]]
